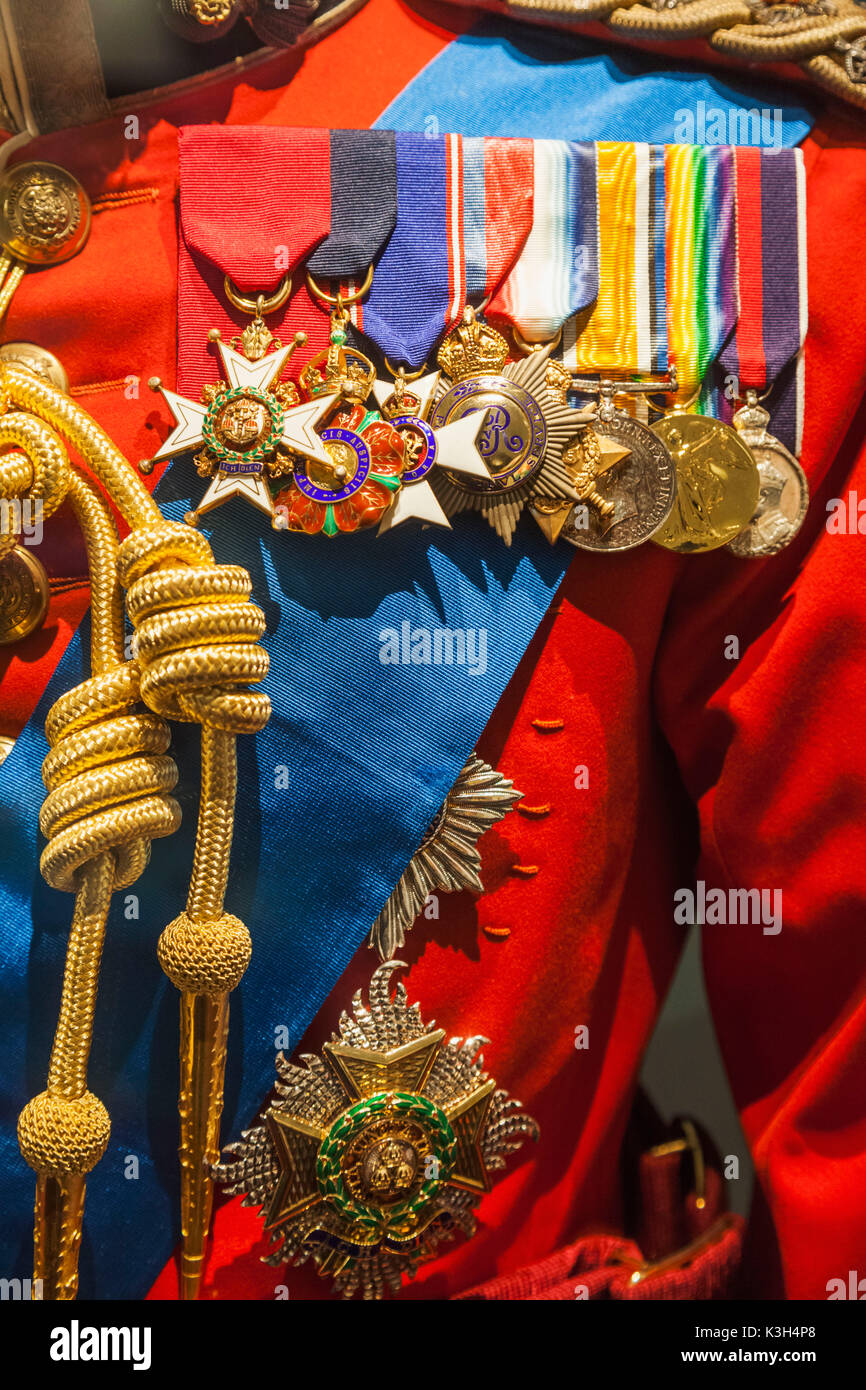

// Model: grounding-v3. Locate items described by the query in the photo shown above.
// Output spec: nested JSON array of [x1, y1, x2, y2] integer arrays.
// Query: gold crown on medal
[[299, 342, 376, 404], [437, 308, 509, 382]]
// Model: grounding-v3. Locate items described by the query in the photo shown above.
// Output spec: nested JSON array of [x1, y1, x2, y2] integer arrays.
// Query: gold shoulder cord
[[3, 365, 270, 1300]]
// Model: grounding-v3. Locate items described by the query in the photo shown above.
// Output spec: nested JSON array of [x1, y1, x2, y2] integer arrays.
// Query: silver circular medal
[[562, 413, 675, 552], [726, 442, 809, 557], [726, 400, 809, 558]]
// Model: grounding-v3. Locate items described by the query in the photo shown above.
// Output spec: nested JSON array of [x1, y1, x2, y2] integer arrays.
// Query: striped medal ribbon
[[665, 144, 738, 403], [714, 147, 808, 455], [652, 147, 808, 558], [561, 142, 667, 377], [486, 139, 599, 344], [357, 131, 535, 369]]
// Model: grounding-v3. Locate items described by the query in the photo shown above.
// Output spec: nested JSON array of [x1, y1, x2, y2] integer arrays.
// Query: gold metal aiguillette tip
[[177, 990, 231, 1301], [32, 1172, 88, 1300]]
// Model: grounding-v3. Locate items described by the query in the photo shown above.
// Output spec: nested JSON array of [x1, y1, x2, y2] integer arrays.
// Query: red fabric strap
[[178, 125, 331, 294], [733, 146, 766, 392], [177, 125, 332, 397], [483, 139, 535, 302], [456, 1219, 745, 1301]]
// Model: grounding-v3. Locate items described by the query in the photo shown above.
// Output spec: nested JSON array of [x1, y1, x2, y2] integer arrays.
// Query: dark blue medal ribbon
[[307, 129, 398, 279]]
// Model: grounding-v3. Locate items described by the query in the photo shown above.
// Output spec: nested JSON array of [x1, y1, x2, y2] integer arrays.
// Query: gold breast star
[[214, 960, 537, 1299]]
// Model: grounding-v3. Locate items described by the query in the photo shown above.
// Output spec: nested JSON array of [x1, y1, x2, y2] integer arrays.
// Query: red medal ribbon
[[177, 125, 332, 395], [732, 147, 766, 392]]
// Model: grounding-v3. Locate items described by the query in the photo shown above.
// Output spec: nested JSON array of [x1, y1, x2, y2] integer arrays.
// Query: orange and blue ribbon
[[561, 142, 667, 375]]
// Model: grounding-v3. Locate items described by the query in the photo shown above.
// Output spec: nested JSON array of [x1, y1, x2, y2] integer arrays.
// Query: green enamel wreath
[[316, 1091, 456, 1229], [202, 385, 284, 466]]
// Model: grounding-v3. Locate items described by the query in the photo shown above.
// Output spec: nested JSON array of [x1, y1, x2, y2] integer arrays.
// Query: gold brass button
[[0, 341, 69, 392], [0, 162, 91, 266], [0, 544, 49, 644]]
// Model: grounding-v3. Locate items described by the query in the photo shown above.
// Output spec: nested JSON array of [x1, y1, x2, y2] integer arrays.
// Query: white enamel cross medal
[[146, 306, 338, 527], [371, 369, 492, 532]]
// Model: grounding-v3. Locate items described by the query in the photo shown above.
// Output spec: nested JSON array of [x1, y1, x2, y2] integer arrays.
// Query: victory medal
[[652, 410, 761, 554]]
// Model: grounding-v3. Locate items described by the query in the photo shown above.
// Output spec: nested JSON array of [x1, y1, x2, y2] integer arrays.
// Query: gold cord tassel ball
[[18, 1091, 110, 1177], [158, 911, 252, 996]]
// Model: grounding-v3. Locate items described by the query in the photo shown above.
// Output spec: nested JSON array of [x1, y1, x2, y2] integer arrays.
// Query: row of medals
[[153, 298, 809, 561]]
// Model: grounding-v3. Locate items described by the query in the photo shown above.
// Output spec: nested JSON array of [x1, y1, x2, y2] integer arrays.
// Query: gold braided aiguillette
[[4, 365, 271, 1300]]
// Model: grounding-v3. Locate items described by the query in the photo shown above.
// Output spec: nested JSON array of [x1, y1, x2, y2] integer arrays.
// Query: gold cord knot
[[158, 911, 252, 995], [0, 405, 72, 559], [18, 1090, 110, 1176], [39, 662, 182, 894], [117, 521, 271, 735]]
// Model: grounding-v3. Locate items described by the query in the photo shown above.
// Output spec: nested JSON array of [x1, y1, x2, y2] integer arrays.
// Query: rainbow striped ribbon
[[665, 144, 738, 403], [561, 142, 667, 376], [487, 139, 598, 342]]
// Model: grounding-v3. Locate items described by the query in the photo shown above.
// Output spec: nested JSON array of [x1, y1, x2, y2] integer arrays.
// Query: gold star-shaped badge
[[214, 960, 537, 1298], [530, 428, 632, 544], [595, 433, 632, 475]]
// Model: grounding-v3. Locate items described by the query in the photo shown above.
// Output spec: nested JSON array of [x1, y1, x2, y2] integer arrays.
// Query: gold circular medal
[[651, 412, 760, 554], [0, 734, 15, 765], [0, 545, 49, 644], [0, 162, 91, 266], [430, 375, 547, 493], [0, 342, 69, 392]]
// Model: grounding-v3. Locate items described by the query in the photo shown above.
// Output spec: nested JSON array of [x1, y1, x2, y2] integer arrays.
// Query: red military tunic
[[1, 0, 865, 1301]]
